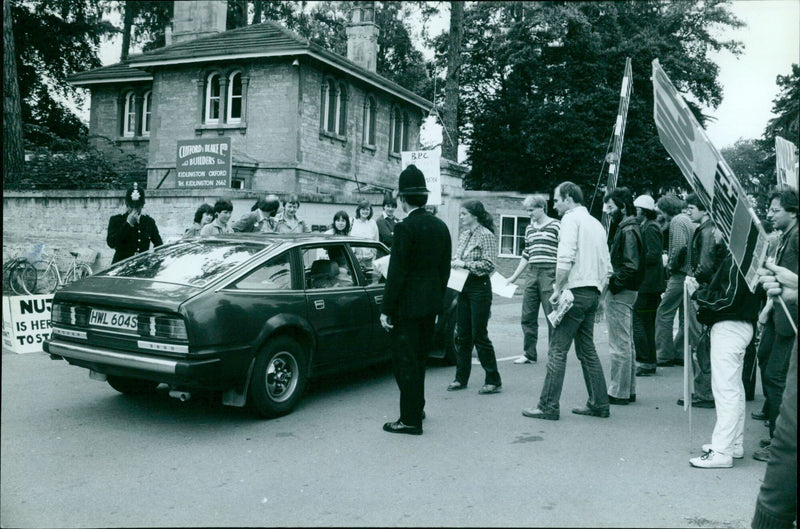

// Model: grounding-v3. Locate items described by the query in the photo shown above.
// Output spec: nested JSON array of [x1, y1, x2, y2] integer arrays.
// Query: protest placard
[[176, 137, 232, 188], [776, 136, 799, 191], [401, 149, 442, 205], [602, 58, 633, 232], [651, 59, 769, 291], [4, 294, 55, 353]]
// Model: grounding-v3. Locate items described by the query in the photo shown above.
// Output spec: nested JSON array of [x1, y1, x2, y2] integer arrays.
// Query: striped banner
[[651, 59, 769, 292], [602, 58, 633, 233], [776, 136, 799, 191]]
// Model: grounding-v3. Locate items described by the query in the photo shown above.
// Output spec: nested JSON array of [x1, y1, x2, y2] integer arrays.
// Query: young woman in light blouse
[[448, 199, 502, 394]]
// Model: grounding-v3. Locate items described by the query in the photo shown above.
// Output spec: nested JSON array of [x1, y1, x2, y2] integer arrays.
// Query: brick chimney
[[346, 2, 379, 72], [171, 0, 227, 45]]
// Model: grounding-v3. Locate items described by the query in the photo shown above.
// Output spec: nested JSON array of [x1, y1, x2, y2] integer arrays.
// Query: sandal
[[447, 381, 467, 391]]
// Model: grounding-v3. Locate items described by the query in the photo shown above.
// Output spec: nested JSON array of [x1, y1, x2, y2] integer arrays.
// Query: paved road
[[1, 299, 769, 528]]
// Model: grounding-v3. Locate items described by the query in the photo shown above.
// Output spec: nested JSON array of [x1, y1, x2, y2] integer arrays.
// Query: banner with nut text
[[651, 59, 769, 292]]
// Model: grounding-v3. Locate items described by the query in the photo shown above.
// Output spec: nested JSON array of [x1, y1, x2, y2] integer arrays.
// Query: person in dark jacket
[[753, 187, 799, 462], [375, 192, 399, 248], [380, 165, 451, 435], [632, 194, 666, 376], [106, 183, 163, 264], [232, 195, 281, 233], [603, 187, 644, 405], [681, 193, 716, 407], [689, 228, 760, 468]]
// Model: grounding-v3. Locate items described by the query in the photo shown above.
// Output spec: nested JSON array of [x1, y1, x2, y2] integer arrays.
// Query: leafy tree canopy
[[457, 0, 744, 202]]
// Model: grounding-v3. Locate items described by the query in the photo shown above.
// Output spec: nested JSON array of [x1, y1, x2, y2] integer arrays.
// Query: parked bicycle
[[32, 250, 93, 294], [2, 257, 38, 296]]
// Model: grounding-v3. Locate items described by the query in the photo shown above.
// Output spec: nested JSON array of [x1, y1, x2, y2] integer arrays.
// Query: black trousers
[[757, 318, 796, 438], [390, 314, 435, 428], [633, 292, 661, 366]]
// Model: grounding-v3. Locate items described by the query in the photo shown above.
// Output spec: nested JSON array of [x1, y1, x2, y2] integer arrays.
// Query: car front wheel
[[107, 375, 159, 394], [248, 336, 308, 418]]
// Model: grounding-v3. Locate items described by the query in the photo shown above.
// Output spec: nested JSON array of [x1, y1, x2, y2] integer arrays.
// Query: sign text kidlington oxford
[[176, 138, 232, 188]]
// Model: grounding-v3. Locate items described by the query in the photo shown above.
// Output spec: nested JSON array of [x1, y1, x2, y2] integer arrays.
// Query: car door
[[300, 244, 372, 368], [348, 241, 390, 357]]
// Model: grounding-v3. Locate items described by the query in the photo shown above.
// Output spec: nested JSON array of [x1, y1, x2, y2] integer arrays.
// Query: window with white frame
[[390, 106, 403, 154], [321, 78, 336, 133], [123, 91, 136, 137], [227, 72, 243, 123], [141, 91, 152, 135], [363, 96, 376, 146], [205, 73, 221, 124], [499, 215, 531, 257]]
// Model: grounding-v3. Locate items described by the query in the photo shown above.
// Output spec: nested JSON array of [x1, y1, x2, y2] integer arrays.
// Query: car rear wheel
[[107, 375, 159, 394], [248, 336, 308, 418]]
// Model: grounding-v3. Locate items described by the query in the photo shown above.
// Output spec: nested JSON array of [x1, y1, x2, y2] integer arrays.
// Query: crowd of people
[[105, 174, 796, 526]]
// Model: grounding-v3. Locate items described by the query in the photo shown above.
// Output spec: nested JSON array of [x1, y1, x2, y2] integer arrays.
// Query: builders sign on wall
[[176, 137, 232, 188]]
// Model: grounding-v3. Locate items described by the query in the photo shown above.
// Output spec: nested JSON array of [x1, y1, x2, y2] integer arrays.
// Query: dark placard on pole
[[176, 138, 232, 188]]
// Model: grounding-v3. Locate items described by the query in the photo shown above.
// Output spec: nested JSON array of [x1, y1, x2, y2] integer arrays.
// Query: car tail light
[[51, 303, 71, 325], [138, 314, 188, 341]]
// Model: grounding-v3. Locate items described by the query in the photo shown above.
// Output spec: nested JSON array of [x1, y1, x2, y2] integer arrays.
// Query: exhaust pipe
[[169, 390, 192, 402]]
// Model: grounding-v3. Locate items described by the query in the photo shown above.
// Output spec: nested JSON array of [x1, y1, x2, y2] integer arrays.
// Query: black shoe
[[571, 406, 610, 418], [636, 367, 656, 376], [751, 411, 768, 421], [608, 395, 630, 406], [753, 446, 770, 462], [383, 420, 422, 435], [522, 408, 559, 420], [677, 398, 715, 408]]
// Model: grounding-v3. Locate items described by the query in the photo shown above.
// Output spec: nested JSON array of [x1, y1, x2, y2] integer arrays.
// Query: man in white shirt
[[523, 181, 613, 421]]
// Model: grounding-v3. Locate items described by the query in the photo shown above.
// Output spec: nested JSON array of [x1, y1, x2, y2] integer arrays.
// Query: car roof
[[200, 232, 385, 246]]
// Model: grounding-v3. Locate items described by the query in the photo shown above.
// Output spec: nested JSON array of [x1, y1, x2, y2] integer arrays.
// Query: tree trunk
[[3, 0, 24, 182], [253, 0, 263, 24], [121, 0, 134, 61], [443, 1, 463, 162]]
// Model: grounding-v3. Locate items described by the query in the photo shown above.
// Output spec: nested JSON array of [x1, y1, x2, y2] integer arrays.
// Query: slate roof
[[69, 20, 431, 111], [67, 60, 152, 85]]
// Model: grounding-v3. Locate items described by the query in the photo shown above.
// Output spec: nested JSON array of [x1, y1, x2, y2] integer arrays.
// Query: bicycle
[[2, 257, 38, 295], [32, 250, 93, 294]]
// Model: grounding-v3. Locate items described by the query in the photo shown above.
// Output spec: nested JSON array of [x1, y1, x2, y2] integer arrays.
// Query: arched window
[[141, 91, 152, 136], [390, 106, 403, 154], [363, 96, 376, 146], [321, 78, 336, 133], [336, 83, 348, 136], [205, 73, 221, 124], [123, 91, 136, 137], [402, 111, 410, 151], [227, 72, 243, 123]]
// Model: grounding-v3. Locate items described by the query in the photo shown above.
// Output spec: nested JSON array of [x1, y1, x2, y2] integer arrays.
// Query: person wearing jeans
[[603, 187, 644, 405], [689, 237, 759, 469], [507, 194, 560, 364], [522, 182, 612, 421], [449, 200, 502, 395]]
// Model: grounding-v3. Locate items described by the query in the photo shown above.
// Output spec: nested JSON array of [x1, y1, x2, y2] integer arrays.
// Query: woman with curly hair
[[448, 199, 502, 395]]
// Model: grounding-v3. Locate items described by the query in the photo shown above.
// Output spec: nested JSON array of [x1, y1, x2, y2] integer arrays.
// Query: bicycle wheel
[[64, 263, 92, 285], [10, 262, 37, 295], [32, 261, 59, 294]]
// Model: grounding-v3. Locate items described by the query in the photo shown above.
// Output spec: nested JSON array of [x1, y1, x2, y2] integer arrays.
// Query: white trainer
[[702, 444, 743, 459], [514, 356, 536, 364], [690, 450, 733, 468]]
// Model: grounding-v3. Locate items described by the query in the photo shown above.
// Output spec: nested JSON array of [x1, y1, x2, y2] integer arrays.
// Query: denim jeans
[[537, 287, 609, 415], [709, 320, 753, 457], [606, 289, 637, 399], [655, 275, 700, 363], [633, 292, 661, 369], [758, 316, 795, 438], [692, 314, 713, 402], [454, 274, 501, 386], [520, 264, 556, 360]]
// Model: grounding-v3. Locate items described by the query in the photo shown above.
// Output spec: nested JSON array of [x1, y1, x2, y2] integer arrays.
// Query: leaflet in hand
[[447, 268, 469, 292], [490, 272, 518, 298]]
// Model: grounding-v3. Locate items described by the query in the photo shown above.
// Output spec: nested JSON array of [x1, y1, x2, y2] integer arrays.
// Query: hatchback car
[[45, 234, 457, 418]]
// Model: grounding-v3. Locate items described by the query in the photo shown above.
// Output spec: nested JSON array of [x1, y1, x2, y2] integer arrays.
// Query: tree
[[721, 139, 772, 216], [4, 0, 24, 180], [458, 1, 743, 198], [442, 1, 463, 161], [10, 0, 115, 146], [762, 63, 799, 147]]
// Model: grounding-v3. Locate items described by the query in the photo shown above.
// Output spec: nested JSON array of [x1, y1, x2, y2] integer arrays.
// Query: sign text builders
[[401, 149, 442, 205], [176, 138, 232, 188], [652, 59, 768, 291]]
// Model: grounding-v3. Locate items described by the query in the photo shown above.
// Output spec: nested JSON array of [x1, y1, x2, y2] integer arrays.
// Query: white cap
[[633, 194, 656, 211]]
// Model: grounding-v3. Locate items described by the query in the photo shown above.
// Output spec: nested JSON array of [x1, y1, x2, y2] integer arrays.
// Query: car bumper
[[44, 339, 228, 387]]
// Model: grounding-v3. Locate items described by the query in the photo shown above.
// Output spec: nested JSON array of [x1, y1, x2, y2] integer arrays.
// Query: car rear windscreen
[[102, 240, 271, 287]]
